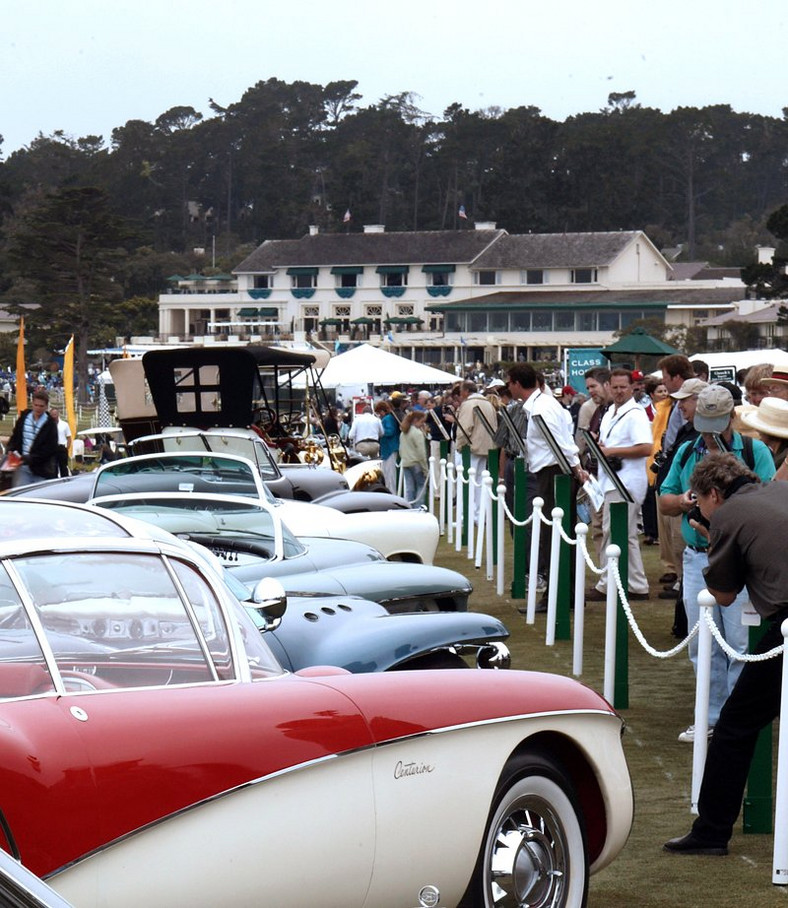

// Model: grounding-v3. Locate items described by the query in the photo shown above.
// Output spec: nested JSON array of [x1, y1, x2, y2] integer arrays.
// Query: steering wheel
[[252, 406, 278, 433]]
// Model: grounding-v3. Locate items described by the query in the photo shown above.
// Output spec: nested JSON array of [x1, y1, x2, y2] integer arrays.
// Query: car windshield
[[93, 453, 265, 498], [2, 550, 237, 692], [0, 500, 131, 540], [90, 494, 302, 560]]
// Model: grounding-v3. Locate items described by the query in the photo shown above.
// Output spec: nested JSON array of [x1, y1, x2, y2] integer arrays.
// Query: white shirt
[[55, 419, 72, 447], [348, 411, 382, 444], [524, 389, 581, 473], [597, 397, 652, 502]]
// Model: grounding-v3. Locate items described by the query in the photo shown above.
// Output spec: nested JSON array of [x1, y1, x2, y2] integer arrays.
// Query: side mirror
[[251, 577, 287, 630]]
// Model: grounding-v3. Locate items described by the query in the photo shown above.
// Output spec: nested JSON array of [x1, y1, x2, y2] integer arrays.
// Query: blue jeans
[[682, 546, 748, 726], [403, 465, 427, 508]]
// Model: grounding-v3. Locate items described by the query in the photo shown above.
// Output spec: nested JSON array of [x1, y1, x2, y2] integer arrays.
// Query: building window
[[511, 311, 531, 331], [555, 310, 575, 331], [292, 273, 316, 289], [331, 266, 363, 289], [475, 270, 498, 286], [571, 268, 598, 284], [532, 311, 552, 331], [254, 275, 272, 289], [469, 312, 487, 332], [489, 311, 509, 332], [577, 311, 595, 332], [598, 311, 619, 331], [523, 269, 545, 285]]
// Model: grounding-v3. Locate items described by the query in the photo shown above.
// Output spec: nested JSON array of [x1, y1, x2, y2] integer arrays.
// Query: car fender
[[265, 597, 508, 673]]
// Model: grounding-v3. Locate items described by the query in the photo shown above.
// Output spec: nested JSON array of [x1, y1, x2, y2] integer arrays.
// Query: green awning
[[320, 318, 342, 325], [422, 264, 456, 273], [384, 316, 410, 324], [166, 274, 185, 281], [351, 316, 375, 324], [208, 273, 234, 281], [185, 273, 205, 281], [258, 307, 278, 317], [331, 266, 364, 275], [237, 307, 259, 317], [403, 316, 424, 324], [376, 265, 410, 274], [286, 267, 319, 276]]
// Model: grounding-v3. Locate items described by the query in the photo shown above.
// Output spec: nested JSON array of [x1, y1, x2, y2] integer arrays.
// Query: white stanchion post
[[483, 472, 494, 581], [454, 464, 464, 552], [496, 481, 506, 596], [428, 455, 436, 517], [474, 474, 486, 568], [545, 507, 564, 647], [446, 462, 454, 544], [690, 589, 715, 814], [772, 617, 788, 884], [439, 459, 447, 536], [525, 497, 544, 625], [603, 544, 621, 705], [573, 523, 588, 677], [466, 467, 477, 560]]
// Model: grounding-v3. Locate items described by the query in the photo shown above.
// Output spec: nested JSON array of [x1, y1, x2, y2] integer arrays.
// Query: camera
[[607, 455, 623, 472], [687, 504, 710, 531], [650, 450, 667, 475]]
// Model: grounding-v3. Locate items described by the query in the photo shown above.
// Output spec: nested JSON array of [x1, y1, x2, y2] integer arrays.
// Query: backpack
[[677, 433, 755, 472]]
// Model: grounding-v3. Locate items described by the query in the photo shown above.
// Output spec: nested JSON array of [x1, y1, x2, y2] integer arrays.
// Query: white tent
[[312, 344, 455, 392]]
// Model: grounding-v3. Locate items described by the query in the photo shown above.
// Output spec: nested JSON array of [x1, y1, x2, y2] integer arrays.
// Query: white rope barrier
[[433, 461, 788, 882]]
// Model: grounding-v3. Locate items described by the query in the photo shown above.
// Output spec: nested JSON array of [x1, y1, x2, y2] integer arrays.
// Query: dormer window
[[571, 268, 598, 284]]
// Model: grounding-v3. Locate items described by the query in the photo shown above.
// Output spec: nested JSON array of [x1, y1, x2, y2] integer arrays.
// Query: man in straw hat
[[742, 395, 788, 471]]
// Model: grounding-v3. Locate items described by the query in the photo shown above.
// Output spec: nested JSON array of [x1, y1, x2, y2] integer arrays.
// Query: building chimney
[[474, 221, 497, 231], [756, 245, 775, 264], [363, 224, 385, 233], [309, 225, 319, 236]]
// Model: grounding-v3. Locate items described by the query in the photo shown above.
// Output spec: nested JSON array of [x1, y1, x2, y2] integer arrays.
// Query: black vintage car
[[107, 347, 407, 512]]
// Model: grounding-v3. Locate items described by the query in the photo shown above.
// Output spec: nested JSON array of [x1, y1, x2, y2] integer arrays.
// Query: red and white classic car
[[0, 500, 632, 908]]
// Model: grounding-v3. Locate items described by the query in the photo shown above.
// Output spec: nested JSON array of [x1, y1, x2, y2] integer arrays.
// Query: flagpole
[[15, 317, 27, 415], [63, 336, 77, 451]]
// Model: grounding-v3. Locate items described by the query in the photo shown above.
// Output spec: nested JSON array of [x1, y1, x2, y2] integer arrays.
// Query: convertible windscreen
[[93, 453, 266, 497], [1, 551, 238, 694]]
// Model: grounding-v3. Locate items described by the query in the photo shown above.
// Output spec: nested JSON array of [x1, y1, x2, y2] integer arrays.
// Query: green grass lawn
[[434, 531, 785, 907]]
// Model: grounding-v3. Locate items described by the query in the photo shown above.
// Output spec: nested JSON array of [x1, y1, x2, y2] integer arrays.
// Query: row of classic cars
[[0, 346, 633, 904], [0, 498, 633, 907]]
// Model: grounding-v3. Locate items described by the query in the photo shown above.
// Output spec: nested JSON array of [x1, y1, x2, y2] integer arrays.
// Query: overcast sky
[[2, 0, 785, 155]]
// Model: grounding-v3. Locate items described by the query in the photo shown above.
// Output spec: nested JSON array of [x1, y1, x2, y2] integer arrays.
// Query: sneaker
[[526, 574, 548, 594], [678, 725, 715, 743]]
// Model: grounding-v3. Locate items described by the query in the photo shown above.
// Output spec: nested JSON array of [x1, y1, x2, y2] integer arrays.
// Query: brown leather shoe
[[585, 588, 607, 601], [659, 572, 678, 584], [628, 591, 650, 600]]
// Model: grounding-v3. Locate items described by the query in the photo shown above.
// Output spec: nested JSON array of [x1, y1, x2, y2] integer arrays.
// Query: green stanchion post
[[743, 621, 773, 834], [609, 500, 629, 710], [511, 459, 527, 599], [488, 448, 500, 565], [461, 447, 470, 547], [554, 474, 573, 641]]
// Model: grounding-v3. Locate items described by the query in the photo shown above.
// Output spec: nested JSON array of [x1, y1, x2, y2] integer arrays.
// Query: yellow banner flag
[[16, 317, 26, 415], [63, 335, 77, 445]]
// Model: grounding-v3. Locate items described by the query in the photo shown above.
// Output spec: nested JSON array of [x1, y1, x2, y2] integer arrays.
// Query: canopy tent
[[306, 343, 455, 389], [601, 327, 679, 368]]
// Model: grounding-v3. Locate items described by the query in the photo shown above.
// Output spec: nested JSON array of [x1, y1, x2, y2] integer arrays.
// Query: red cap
[[561, 385, 576, 396], [631, 370, 645, 381]]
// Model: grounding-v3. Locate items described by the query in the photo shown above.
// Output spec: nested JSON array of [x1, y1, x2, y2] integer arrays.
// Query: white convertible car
[[91, 450, 441, 563], [0, 499, 633, 908]]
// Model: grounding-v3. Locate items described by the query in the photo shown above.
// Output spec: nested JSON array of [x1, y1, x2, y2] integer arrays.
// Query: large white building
[[156, 224, 746, 365]]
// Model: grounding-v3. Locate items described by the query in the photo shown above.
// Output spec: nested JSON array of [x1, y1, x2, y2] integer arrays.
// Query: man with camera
[[658, 384, 774, 742], [587, 368, 653, 602], [664, 453, 788, 856]]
